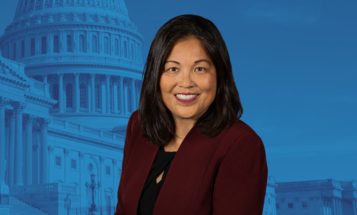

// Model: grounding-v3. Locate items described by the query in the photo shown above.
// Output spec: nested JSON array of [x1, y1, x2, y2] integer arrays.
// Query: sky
[[0, 0, 356, 182]]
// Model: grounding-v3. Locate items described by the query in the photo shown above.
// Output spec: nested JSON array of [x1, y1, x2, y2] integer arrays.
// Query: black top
[[137, 146, 176, 215]]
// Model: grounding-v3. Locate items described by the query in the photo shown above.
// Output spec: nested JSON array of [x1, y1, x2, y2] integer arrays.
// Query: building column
[[91, 74, 96, 113], [59, 73, 64, 113], [64, 149, 70, 183], [99, 156, 104, 213], [79, 152, 85, 210], [47, 145, 55, 183], [39, 118, 51, 184], [0, 97, 10, 192], [42, 74, 48, 84], [113, 80, 118, 114], [12, 102, 27, 187], [131, 79, 136, 112], [7, 111, 15, 187], [24, 114, 35, 185], [120, 77, 124, 115], [332, 197, 337, 215], [338, 197, 342, 215], [353, 199, 357, 215], [106, 75, 111, 114], [75, 73, 80, 113], [32, 142, 39, 185]]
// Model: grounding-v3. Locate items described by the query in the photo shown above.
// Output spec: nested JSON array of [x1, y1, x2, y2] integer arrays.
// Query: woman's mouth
[[175, 94, 200, 103]]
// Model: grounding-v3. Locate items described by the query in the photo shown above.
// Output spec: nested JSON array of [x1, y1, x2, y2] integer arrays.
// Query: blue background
[[0, 0, 356, 183]]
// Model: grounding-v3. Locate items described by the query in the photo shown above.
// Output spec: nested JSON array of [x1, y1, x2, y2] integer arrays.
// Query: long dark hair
[[139, 14, 243, 146]]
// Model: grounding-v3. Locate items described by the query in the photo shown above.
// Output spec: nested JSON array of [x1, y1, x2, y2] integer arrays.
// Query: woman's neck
[[164, 117, 196, 152]]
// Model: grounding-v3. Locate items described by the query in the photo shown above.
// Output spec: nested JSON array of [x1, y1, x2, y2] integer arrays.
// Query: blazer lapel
[[128, 136, 160, 215]]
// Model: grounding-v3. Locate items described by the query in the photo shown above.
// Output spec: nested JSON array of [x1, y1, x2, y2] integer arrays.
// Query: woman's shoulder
[[217, 118, 264, 149], [126, 110, 141, 135]]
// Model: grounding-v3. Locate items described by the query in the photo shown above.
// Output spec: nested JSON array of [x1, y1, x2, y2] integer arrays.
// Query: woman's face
[[160, 37, 217, 122]]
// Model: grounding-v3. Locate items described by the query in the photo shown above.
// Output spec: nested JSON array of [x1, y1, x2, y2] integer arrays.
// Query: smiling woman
[[115, 14, 268, 215]]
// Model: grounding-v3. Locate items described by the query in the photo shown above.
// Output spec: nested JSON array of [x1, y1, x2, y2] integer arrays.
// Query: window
[[276, 204, 279, 209], [95, 84, 100, 109], [106, 166, 110, 175], [66, 35, 72, 52], [80, 83, 87, 108], [52, 84, 59, 109], [104, 37, 109, 54], [92, 35, 98, 53], [66, 83, 73, 108], [124, 40, 127, 58], [13, 43, 16, 60], [30, 38, 35, 56], [71, 159, 76, 169], [115, 38, 119, 55], [268, 198, 270, 204], [79, 35, 85, 52], [55, 156, 61, 166], [302, 202, 308, 208], [53, 35, 59, 53], [21, 40, 25, 58], [288, 203, 293, 208], [41, 36, 46, 54]]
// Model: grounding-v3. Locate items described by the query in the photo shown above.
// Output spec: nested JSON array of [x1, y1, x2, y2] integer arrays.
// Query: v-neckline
[[134, 124, 198, 215]]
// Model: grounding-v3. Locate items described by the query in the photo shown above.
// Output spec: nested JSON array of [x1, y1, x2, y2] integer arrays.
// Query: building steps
[[9, 196, 48, 215]]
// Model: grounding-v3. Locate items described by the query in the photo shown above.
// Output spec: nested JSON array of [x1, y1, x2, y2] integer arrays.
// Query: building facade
[[0, 0, 143, 214], [275, 179, 357, 215]]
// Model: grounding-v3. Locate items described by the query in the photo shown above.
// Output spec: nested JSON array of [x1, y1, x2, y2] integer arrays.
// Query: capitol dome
[[0, 0, 145, 132]]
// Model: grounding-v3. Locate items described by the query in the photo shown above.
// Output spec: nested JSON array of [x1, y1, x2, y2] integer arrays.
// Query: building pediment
[[0, 55, 33, 87]]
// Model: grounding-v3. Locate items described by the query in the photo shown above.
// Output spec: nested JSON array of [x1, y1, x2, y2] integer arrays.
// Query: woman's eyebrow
[[165, 59, 211, 65]]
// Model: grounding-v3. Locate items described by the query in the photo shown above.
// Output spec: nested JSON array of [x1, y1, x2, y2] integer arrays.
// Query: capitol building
[[0, 0, 143, 214]]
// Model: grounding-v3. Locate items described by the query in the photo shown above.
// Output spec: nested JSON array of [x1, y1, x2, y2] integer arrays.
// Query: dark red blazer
[[115, 110, 268, 215]]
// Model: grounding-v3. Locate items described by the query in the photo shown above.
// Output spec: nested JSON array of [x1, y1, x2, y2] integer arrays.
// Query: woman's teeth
[[175, 94, 198, 100]]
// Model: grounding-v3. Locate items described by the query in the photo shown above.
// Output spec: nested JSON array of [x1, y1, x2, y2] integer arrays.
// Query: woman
[[115, 14, 268, 215]]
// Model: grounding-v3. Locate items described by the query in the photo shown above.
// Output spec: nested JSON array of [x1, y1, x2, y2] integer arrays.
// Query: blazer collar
[[131, 124, 201, 214]]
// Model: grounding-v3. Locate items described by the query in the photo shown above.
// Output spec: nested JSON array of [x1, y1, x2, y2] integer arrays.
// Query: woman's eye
[[196, 67, 206, 72], [168, 67, 178, 72]]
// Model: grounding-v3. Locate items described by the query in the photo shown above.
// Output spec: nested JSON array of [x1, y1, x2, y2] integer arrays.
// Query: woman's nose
[[177, 69, 194, 88]]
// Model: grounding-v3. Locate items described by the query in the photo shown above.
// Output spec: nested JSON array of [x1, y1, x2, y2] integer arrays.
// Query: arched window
[[30, 38, 35, 56], [21, 40, 25, 58], [66, 83, 73, 108], [41, 36, 46, 54], [104, 37, 109, 54], [131, 43, 134, 60], [115, 39, 119, 56], [53, 35, 59, 53], [13, 43, 16, 60], [92, 35, 98, 53], [124, 41, 127, 58], [79, 35, 85, 52], [66, 35, 72, 52], [95, 84, 100, 109], [52, 84, 59, 109], [80, 83, 87, 108]]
